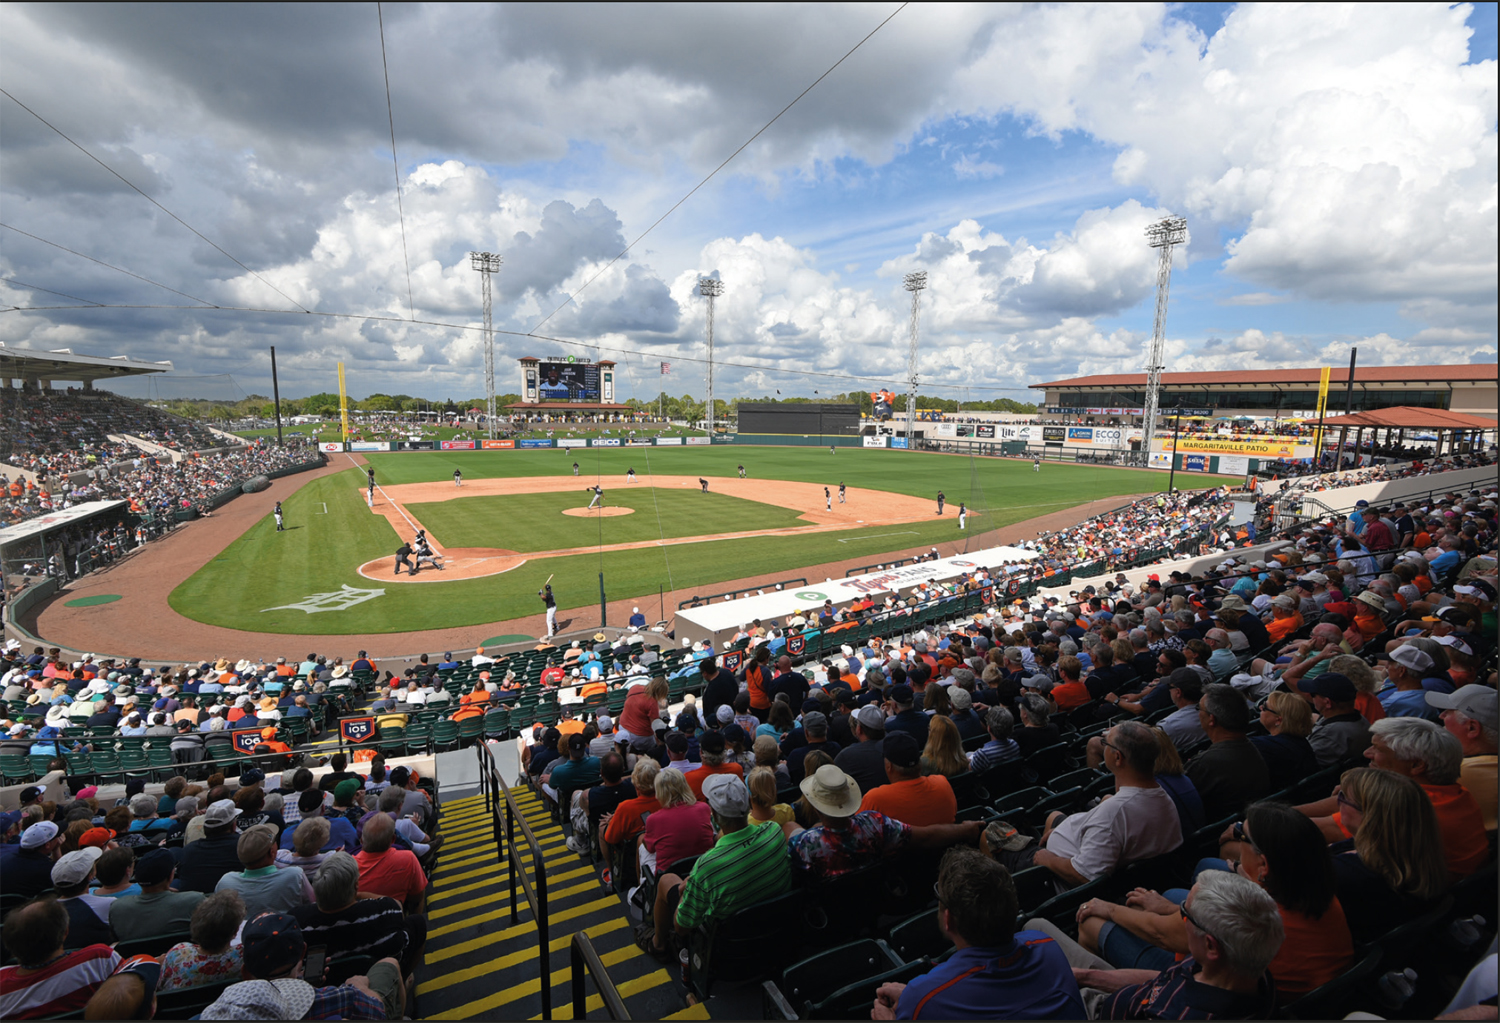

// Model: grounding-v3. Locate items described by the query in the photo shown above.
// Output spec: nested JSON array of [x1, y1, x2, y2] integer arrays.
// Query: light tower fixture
[[469, 251, 503, 439], [698, 276, 724, 437], [1141, 216, 1188, 465], [903, 270, 928, 448]]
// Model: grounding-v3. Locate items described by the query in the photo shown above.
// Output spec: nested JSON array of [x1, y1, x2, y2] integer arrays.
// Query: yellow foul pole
[[338, 362, 350, 443], [1312, 365, 1331, 466]]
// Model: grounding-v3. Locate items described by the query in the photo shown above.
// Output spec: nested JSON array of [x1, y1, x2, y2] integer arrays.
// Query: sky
[[0, 2, 1495, 404]]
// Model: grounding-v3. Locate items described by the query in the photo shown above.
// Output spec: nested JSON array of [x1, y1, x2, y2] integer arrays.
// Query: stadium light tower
[[470, 251, 503, 439], [903, 270, 928, 447], [698, 276, 723, 436], [1141, 216, 1188, 465]]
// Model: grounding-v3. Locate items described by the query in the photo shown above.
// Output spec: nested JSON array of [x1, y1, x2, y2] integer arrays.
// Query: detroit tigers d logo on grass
[[261, 584, 386, 614]]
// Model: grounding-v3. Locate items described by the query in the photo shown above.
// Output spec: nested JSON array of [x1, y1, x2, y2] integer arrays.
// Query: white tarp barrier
[[673, 543, 1040, 645]]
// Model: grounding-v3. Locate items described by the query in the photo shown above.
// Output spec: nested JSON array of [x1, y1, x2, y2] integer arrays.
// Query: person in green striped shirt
[[635, 774, 792, 959]]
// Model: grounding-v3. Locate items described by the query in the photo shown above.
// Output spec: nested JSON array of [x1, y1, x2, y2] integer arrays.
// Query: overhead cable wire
[[1, 222, 218, 307], [376, 2, 416, 321], [0, 87, 311, 313], [525, 1, 909, 337], [1, 278, 104, 306]]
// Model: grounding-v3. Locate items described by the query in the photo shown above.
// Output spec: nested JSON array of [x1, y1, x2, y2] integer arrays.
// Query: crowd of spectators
[[0, 648, 445, 1021], [2, 440, 313, 528], [513, 480, 1495, 1018], [1, 390, 224, 476], [1265, 448, 1498, 491]]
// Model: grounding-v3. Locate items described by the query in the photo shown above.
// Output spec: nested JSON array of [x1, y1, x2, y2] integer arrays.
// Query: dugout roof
[[0, 342, 173, 387]]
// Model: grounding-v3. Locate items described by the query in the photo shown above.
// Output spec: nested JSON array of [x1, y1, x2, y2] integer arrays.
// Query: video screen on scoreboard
[[537, 361, 600, 401]]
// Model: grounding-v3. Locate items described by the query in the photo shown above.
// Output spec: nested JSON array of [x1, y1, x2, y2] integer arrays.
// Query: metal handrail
[[571, 930, 631, 1020], [476, 738, 552, 1019]]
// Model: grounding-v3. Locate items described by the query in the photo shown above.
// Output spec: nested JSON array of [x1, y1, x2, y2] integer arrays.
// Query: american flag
[[660, 361, 671, 375]]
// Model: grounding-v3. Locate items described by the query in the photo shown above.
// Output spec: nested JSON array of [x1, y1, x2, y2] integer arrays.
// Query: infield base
[[562, 506, 635, 517]]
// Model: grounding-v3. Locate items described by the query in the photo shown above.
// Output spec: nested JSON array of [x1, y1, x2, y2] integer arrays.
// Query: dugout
[[736, 403, 861, 437]]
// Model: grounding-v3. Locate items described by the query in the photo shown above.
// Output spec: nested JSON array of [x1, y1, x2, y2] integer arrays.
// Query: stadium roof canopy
[[1033, 364, 1497, 389], [1299, 407, 1498, 430], [0, 342, 173, 387]]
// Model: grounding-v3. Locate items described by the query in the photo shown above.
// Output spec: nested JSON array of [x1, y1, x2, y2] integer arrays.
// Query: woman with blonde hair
[[276, 816, 332, 871], [1331, 767, 1450, 943], [1250, 691, 1318, 791], [746, 766, 795, 830], [638, 767, 712, 881], [752, 734, 789, 783], [922, 684, 951, 717], [919, 715, 969, 778], [1328, 654, 1385, 724]]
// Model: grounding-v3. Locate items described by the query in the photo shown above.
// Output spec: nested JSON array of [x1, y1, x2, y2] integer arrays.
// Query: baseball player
[[414, 534, 444, 572], [587, 484, 604, 509], [367, 467, 377, 488], [572, 462, 580, 476], [1033, 455, 1041, 472], [626, 467, 637, 483], [838, 482, 846, 504], [737, 464, 746, 478], [958, 503, 967, 530], [394, 541, 414, 576], [453, 468, 463, 487], [936, 491, 945, 515], [699, 477, 709, 493], [541, 584, 558, 637], [824, 486, 831, 511], [273, 501, 284, 532]]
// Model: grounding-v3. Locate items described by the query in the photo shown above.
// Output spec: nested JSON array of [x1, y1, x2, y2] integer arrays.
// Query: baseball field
[[159, 446, 1235, 637]]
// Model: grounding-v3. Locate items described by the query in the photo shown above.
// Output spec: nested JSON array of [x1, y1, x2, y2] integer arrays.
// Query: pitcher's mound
[[562, 506, 634, 517]]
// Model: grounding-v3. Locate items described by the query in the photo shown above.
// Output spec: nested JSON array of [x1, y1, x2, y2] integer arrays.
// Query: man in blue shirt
[[628, 607, 647, 629], [1377, 645, 1442, 719], [871, 847, 1082, 1020]]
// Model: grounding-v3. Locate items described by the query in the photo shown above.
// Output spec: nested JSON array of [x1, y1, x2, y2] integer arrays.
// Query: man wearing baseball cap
[[178, 799, 244, 895], [833, 704, 891, 796], [636, 774, 791, 961], [51, 848, 115, 949], [1377, 645, 1440, 720], [1299, 673, 1372, 768], [789, 764, 982, 883], [109, 848, 204, 944], [200, 911, 403, 1020], [1, 819, 63, 901], [1427, 684, 1499, 829], [859, 732, 956, 827]]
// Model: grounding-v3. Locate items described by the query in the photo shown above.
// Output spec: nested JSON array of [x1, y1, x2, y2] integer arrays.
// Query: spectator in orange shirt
[[1050, 656, 1092, 712], [1298, 717, 1488, 877], [1263, 595, 1304, 645], [859, 732, 956, 827], [1351, 592, 1388, 640], [257, 727, 291, 755], [684, 732, 744, 800], [450, 682, 490, 724], [274, 658, 296, 678], [555, 706, 586, 737], [600, 759, 661, 882]]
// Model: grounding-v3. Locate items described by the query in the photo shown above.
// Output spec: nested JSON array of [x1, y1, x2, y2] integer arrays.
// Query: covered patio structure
[[1303, 406, 1497, 467]]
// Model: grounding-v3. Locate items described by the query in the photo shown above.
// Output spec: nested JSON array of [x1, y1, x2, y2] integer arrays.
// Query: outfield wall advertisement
[[518, 438, 552, 448], [862, 435, 888, 448], [440, 441, 475, 450]]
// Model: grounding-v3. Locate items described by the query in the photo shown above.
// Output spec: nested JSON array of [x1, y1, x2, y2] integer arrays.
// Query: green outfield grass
[[169, 448, 1238, 635], [406, 488, 804, 552]]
